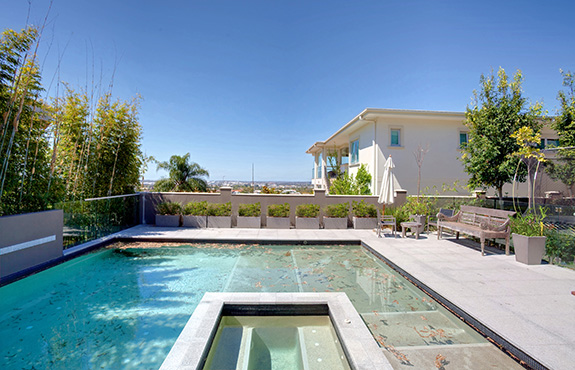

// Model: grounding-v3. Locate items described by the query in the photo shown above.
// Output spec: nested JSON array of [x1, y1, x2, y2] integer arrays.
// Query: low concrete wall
[[142, 188, 407, 227], [0, 210, 64, 281]]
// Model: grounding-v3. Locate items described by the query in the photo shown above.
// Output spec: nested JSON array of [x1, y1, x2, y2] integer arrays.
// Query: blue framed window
[[459, 132, 468, 148], [350, 140, 359, 164], [390, 129, 401, 146], [546, 139, 560, 148]]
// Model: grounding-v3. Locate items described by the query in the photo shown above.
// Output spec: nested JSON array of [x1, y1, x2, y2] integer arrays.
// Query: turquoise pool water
[[0, 243, 501, 369]]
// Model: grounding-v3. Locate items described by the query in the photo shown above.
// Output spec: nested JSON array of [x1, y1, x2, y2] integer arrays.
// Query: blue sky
[[2, 0, 575, 181]]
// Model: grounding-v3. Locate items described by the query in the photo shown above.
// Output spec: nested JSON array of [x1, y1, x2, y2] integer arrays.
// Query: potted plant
[[237, 203, 261, 228], [155, 202, 182, 227], [511, 208, 547, 265], [266, 203, 290, 229], [323, 203, 349, 229], [295, 204, 320, 229], [352, 200, 377, 229], [182, 201, 208, 228], [207, 202, 232, 228]]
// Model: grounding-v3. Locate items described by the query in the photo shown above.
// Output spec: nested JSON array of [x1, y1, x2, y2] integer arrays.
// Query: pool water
[[0, 243, 513, 369]]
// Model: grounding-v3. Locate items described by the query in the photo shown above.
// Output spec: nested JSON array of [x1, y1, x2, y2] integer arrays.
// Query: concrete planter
[[266, 217, 290, 229], [237, 216, 261, 228], [208, 216, 232, 228], [512, 233, 546, 265], [296, 217, 320, 229], [353, 217, 377, 229], [323, 217, 348, 229], [156, 215, 181, 227], [182, 215, 207, 228]]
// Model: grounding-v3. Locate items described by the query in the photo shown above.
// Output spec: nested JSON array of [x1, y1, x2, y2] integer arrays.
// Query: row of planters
[[155, 200, 379, 229]]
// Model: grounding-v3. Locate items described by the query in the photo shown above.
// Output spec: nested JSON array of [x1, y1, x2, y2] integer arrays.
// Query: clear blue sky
[[2, 0, 575, 181]]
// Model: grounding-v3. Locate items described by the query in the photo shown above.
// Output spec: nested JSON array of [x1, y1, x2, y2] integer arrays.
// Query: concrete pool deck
[[110, 225, 575, 370]]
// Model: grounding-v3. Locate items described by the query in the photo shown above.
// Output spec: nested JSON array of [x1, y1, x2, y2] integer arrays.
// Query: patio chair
[[378, 215, 397, 237]]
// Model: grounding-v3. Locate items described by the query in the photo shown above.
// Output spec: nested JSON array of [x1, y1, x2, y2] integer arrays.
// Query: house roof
[[306, 108, 465, 154]]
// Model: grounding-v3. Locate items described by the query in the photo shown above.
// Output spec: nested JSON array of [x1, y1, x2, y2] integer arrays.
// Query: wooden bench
[[437, 205, 516, 256]]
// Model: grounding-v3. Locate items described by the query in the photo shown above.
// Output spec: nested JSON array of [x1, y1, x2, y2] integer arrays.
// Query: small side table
[[401, 221, 422, 239]]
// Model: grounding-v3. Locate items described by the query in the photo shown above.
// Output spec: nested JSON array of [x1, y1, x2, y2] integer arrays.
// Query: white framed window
[[350, 140, 359, 164], [390, 129, 401, 147]]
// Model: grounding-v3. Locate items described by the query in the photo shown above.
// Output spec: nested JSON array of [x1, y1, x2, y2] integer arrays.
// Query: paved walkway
[[112, 225, 575, 370]]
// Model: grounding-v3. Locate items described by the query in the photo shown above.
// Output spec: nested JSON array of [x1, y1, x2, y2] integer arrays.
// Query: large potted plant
[[295, 204, 320, 229], [207, 202, 232, 228], [323, 203, 349, 229], [511, 209, 547, 265], [182, 201, 208, 228], [266, 203, 290, 229], [352, 200, 377, 229], [237, 203, 261, 228], [155, 202, 182, 227]]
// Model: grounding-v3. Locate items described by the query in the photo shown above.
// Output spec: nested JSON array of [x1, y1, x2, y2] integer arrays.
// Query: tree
[[461, 68, 543, 200], [511, 126, 545, 210], [547, 70, 575, 196], [154, 153, 209, 192], [330, 164, 372, 195]]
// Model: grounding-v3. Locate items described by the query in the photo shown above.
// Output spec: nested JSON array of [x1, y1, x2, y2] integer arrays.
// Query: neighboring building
[[307, 108, 563, 197]]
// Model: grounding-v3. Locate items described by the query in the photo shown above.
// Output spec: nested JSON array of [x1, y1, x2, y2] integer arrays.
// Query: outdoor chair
[[427, 208, 454, 233], [378, 215, 397, 237]]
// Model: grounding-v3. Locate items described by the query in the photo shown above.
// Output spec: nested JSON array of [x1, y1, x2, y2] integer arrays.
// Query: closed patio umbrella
[[378, 156, 395, 214]]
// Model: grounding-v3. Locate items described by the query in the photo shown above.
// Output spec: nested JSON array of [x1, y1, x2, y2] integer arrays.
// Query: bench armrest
[[437, 210, 459, 222]]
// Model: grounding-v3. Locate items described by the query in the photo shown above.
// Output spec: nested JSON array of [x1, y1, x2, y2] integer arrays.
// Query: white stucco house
[[307, 108, 562, 197]]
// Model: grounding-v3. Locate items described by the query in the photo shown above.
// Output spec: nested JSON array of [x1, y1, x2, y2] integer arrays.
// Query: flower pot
[[208, 216, 232, 228], [155, 214, 181, 227], [182, 215, 207, 228], [296, 217, 319, 229], [323, 217, 348, 229], [512, 233, 546, 265], [353, 217, 377, 229], [237, 216, 261, 228], [266, 216, 290, 229]]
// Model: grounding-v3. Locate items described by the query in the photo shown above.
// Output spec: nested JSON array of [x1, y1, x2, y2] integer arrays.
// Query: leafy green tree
[[0, 26, 55, 215], [154, 153, 209, 192], [461, 68, 543, 200], [330, 164, 372, 195], [547, 70, 575, 196]]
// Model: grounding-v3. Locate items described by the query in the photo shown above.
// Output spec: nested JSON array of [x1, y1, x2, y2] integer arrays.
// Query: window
[[340, 147, 349, 165], [390, 129, 401, 147], [546, 139, 560, 148], [316, 153, 322, 178], [350, 140, 359, 164], [459, 132, 468, 148]]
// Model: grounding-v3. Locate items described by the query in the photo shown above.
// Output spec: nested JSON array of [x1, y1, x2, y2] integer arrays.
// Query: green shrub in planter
[[268, 203, 290, 217], [183, 201, 208, 216], [155, 202, 182, 215], [296, 204, 320, 218], [238, 203, 261, 217], [324, 203, 349, 218], [352, 200, 377, 218], [511, 208, 546, 237], [207, 202, 232, 217]]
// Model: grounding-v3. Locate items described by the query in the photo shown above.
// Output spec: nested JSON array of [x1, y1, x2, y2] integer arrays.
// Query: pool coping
[[159, 292, 394, 370]]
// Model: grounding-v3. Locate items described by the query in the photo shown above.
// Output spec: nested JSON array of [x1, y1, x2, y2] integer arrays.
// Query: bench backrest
[[458, 205, 516, 228]]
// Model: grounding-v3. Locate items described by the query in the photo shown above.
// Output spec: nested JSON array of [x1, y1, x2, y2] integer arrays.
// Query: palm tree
[[154, 153, 209, 192]]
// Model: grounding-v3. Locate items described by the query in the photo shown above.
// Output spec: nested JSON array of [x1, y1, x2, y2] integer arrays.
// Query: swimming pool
[[0, 243, 522, 369]]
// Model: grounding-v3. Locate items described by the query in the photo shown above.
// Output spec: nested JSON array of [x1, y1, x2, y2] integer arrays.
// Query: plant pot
[[208, 216, 232, 228], [296, 217, 319, 229], [155, 215, 181, 227], [512, 233, 546, 265], [323, 217, 348, 229], [237, 216, 261, 228], [182, 215, 207, 228], [353, 217, 377, 229], [266, 216, 290, 229]]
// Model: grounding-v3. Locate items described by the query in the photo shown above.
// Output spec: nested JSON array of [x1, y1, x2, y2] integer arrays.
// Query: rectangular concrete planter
[[156, 215, 181, 227], [512, 233, 546, 265], [266, 217, 290, 229], [208, 216, 232, 228], [323, 217, 348, 229], [295, 217, 320, 229], [182, 215, 207, 228], [236, 216, 260, 228], [353, 217, 377, 229]]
